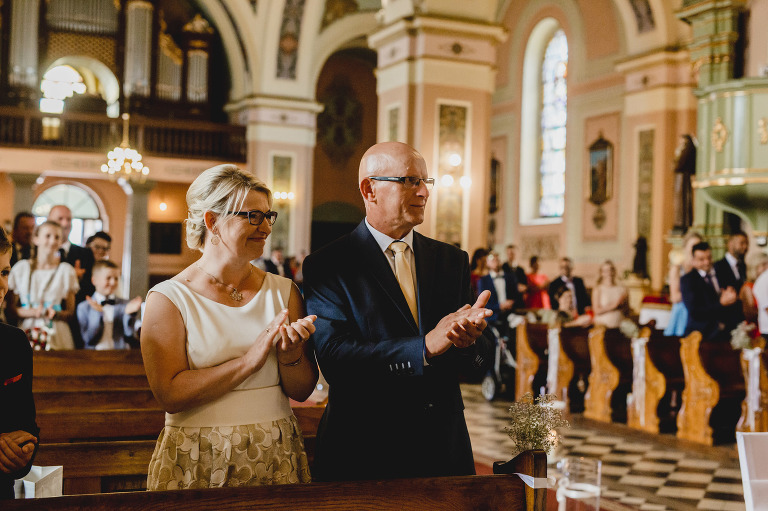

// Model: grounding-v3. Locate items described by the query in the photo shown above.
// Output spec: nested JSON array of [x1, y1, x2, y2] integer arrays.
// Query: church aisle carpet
[[461, 384, 745, 511]]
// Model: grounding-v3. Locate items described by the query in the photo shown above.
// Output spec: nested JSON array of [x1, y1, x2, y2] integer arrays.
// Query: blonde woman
[[141, 165, 318, 489], [664, 231, 703, 335], [591, 260, 628, 328]]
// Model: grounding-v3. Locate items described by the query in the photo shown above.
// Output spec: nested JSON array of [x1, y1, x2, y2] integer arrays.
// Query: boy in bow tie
[[76, 260, 142, 350]]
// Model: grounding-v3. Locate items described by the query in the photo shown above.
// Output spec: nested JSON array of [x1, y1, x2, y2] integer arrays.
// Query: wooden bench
[[5, 449, 547, 511], [516, 322, 550, 400], [557, 326, 591, 413], [677, 331, 746, 445], [736, 339, 768, 433], [584, 327, 632, 423], [31, 350, 324, 494], [627, 327, 684, 434]]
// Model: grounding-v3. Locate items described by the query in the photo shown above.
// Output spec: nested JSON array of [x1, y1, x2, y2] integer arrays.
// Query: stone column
[[368, 11, 506, 250], [8, 173, 39, 216], [120, 179, 155, 298], [230, 97, 323, 258]]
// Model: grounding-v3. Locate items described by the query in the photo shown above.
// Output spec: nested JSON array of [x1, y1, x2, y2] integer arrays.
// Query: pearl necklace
[[195, 263, 252, 301]]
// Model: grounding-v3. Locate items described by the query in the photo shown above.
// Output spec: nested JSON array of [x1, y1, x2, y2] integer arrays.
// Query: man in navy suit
[[714, 231, 748, 293], [681, 241, 741, 341], [548, 257, 590, 314], [477, 250, 523, 338], [304, 142, 494, 481]]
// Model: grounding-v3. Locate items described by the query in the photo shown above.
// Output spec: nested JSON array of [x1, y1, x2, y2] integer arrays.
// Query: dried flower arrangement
[[506, 393, 570, 454]]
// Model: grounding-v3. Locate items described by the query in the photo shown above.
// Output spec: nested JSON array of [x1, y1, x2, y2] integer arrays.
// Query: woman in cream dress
[[141, 165, 318, 489], [592, 260, 628, 329]]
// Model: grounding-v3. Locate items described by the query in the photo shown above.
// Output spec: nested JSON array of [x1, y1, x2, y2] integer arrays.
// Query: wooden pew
[[584, 326, 632, 423], [627, 328, 684, 434], [5, 450, 548, 511], [557, 326, 591, 413], [677, 331, 746, 445], [516, 321, 550, 401], [736, 339, 768, 433], [31, 350, 324, 494]]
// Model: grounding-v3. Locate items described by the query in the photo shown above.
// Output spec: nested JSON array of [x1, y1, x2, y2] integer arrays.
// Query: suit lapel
[[413, 232, 434, 335], [350, 223, 419, 332]]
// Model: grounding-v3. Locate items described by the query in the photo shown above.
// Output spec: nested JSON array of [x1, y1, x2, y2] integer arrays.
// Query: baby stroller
[[480, 317, 520, 401]]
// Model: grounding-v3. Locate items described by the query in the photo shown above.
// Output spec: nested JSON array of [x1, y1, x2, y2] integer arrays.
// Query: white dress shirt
[[91, 291, 116, 350]]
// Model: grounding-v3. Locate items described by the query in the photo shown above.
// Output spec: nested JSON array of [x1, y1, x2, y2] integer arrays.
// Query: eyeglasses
[[369, 176, 435, 190], [227, 209, 278, 226]]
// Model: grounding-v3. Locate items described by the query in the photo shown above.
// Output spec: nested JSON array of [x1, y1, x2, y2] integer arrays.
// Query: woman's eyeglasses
[[227, 210, 278, 226]]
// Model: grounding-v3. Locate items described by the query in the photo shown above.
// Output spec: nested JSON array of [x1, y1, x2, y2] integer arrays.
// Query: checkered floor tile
[[461, 384, 746, 511]]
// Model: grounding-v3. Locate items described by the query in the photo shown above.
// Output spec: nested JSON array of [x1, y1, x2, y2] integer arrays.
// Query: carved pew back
[[558, 326, 591, 413], [516, 322, 550, 401], [5, 450, 548, 511], [584, 327, 632, 423], [736, 344, 768, 432], [677, 332, 746, 445]]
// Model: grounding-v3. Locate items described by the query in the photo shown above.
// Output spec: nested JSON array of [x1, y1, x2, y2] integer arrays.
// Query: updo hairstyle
[[185, 164, 272, 252]]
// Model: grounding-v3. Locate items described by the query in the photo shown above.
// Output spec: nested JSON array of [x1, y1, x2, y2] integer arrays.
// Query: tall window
[[538, 30, 568, 218]]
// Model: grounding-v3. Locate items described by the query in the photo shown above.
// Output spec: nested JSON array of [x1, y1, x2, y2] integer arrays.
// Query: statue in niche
[[632, 236, 648, 278], [672, 134, 696, 235]]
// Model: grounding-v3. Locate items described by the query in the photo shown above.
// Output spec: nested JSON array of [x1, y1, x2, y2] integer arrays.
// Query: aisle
[[461, 384, 746, 511]]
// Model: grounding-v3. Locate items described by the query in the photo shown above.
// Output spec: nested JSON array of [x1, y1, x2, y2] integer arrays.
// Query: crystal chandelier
[[101, 113, 149, 181]]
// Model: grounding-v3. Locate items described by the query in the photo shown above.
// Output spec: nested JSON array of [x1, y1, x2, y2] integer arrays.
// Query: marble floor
[[461, 384, 746, 511]]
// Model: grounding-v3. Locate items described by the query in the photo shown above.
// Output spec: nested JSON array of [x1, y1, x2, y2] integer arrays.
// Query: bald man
[[304, 142, 494, 481]]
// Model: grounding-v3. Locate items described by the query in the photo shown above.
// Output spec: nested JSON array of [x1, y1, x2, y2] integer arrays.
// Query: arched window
[[539, 30, 568, 218], [519, 20, 568, 224], [32, 184, 103, 245], [40, 65, 87, 114]]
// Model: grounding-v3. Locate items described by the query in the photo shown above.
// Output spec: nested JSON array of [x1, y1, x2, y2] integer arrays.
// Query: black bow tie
[[101, 299, 116, 306]]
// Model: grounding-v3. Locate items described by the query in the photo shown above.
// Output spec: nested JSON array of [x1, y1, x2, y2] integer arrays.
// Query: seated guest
[[548, 257, 590, 314], [77, 260, 142, 350], [9, 212, 35, 267], [141, 164, 318, 490], [7, 221, 79, 350], [86, 231, 112, 262], [0, 227, 39, 500], [477, 251, 523, 338], [262, 248, 291, 279], [525, 256, 551, 309], [741, 252, 768, 325], [665, 231, 703, 336], [751, 253, 768, 340], [470, 248, 489, 298], [681, 241, 741, 341], [555, 287, 592, 328], [591, 260, 628, 328], [502, 244, 528, 295], [714, 231, 749, 293]]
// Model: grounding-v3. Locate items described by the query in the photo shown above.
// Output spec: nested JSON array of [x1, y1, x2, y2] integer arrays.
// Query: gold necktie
[[390, 241, 418, 325]]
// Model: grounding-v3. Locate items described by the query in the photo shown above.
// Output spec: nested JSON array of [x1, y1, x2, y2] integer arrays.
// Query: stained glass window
[[539, 30, 568, 218]]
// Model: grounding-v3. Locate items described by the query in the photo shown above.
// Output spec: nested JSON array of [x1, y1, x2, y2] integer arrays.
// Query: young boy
[[76, 260, 142, 350]]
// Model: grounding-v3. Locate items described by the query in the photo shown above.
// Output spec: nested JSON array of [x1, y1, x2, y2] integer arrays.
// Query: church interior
[[1, 0, 768, 509]]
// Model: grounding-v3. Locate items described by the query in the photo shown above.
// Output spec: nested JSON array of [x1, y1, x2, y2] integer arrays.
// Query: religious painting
[[588, 135, 613, 206]]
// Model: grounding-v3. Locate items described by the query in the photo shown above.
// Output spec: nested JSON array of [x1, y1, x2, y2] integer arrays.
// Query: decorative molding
[[711, 117, 728, 152]]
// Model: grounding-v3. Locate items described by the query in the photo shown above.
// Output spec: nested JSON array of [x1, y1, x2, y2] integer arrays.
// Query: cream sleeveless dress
[[146, 272, 310, 490]]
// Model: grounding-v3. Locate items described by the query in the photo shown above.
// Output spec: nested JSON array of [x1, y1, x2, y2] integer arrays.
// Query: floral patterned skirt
[[146, 415, 311, 490]]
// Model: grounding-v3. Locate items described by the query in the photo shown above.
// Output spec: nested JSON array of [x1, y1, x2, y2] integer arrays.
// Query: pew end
[[5, 450, 548, 511]]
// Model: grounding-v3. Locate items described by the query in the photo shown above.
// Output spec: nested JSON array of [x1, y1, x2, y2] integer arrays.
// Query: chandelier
[[101, 113, 149, 181]]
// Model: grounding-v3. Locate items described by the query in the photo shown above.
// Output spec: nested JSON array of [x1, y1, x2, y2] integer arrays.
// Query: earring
[[210, 232, 220, 245]]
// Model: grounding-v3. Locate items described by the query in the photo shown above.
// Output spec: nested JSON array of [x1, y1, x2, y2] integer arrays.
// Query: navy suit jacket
[[303, 221, 492, 481], [477, 272, 523, 322], [681, 269, 742, 341], [714, 257, 746, 292], [548, 276, 590, 314], [76, 299, 138, 350]]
